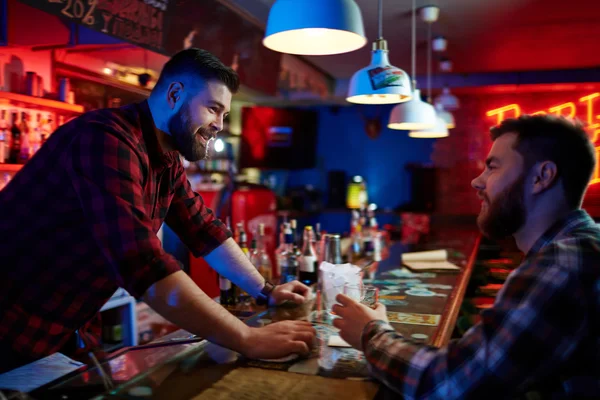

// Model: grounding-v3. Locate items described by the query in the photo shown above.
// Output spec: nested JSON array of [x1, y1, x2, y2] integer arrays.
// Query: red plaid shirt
[[0, 101, 230, 368]]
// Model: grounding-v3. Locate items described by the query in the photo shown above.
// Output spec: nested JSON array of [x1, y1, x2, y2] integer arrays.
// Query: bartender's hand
[[269, 281, 311, 306], [242, 320, 316, 359], [332, 294, 388, 350]]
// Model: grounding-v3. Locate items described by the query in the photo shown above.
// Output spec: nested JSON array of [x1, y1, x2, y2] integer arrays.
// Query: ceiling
[[226, 0, 600, 79]]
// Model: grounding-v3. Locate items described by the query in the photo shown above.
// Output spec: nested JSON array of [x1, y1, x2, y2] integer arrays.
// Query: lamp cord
[[411, 0, 417, 90], [427, 22, 432, 103], [378, 0, 383, 39]]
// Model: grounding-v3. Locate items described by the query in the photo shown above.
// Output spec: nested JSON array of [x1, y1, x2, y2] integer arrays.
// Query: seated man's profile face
[[472, 132, 527, 240]]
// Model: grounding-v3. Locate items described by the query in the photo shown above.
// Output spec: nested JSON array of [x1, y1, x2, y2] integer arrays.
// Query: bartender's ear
[[531, 160, 558, 194], [166, 82, 184, 109]]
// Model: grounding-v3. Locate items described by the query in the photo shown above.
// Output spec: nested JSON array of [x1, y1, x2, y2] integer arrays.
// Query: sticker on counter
[[380, 299, 408, 307], [367, 66, 407, 90], [405, 288, 447, 297], [363, 279, 422, 285], [387, 312, 441, 326], [385, 269, 437, 279], [415, 283, 453, 290], [379, 295, 407, 300], [382, 283, 420, 291]]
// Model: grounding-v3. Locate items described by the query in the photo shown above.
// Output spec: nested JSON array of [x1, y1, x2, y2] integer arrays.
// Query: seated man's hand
[[269, 281, 311, 306], [242, 320, 316, 359], [332, 293, 388, 350]]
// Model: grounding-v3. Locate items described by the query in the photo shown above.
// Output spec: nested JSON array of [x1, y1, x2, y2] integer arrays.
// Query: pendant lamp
[[346, 0, 412, 104], [434, 87, 460, 111], [409, 6, 449, 138], [435, 103, 455, 129], [263, 0, 367, 56], [387, 0, 436, 129]]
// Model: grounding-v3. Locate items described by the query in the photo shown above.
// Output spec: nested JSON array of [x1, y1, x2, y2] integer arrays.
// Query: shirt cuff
[[361, 319, 397, 350]]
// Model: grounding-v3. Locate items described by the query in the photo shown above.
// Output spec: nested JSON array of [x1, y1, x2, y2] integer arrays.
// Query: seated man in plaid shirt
[[0, 48, 315, 372], [334, 115, 600, 399]]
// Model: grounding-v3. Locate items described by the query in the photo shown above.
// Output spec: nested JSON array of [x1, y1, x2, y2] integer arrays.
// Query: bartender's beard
[[168, 104, 216, 162], [477, 174, 527, 240]]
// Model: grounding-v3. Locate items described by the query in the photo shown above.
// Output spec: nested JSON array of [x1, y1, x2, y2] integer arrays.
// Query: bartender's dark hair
[[490, 115, 596, 209], [155, 48, 239, 93]]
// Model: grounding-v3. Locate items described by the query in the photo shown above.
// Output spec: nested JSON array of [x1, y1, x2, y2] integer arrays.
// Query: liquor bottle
[[8, 112, 21, 164], [298, 226, 318, 286], [362, 219, 374, 259], [41, 113, 53, 139], [313, 222, 322, 260], [0, 110, 8, 163], [274, 223, 286, 281], [18, 112, 30, 163], [239, 223, 249, 258], [350, 224, 363, 263], [279, 224, 298, 284], [31, 113, 42, 155], [371, 215, 383, 262], [219, 274, 236, 306], [290, 219, 300, 248], [219, 217, 237, 306], [250, 223, 272, 281]]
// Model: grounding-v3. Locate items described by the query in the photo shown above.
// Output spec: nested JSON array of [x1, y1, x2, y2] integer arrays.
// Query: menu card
[[401, 249, 460, 272], [0, 352, 85, 392]]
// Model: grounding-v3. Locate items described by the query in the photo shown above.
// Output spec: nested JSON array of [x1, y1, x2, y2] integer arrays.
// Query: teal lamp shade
[[263, 0, 367, 55], [409, 116, 449, 138], [346, 41, 412, 105], [388, 89, 437, 130]]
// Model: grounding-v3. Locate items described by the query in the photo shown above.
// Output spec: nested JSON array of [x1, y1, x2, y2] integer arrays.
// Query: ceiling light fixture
[[434, 86, 460, 111], [410, 5, 448, 138], [439, 57, 453, 72], [388, 0, 436, 129], [263, 0, 367, 55], [435, 103, 455, 129], [432, 35, 447, 52], [346, 0, 412, 104]]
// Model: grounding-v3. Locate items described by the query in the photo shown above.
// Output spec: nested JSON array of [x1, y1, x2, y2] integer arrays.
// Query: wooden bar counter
[[35, 225, 481, 400]]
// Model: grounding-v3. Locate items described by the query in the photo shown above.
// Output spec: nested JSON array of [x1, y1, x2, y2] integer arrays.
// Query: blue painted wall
[[284, 104, 435, 210]]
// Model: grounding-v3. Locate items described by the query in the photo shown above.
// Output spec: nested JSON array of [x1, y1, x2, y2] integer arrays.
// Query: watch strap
[[256, 281, 275, 306]]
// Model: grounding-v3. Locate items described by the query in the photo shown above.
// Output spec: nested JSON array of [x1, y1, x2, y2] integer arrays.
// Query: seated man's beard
[[477, 175, 527, 240]]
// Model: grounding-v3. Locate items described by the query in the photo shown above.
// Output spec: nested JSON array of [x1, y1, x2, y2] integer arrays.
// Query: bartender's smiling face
[[472, 132, 528, 239], [168, 79, 231, 162]]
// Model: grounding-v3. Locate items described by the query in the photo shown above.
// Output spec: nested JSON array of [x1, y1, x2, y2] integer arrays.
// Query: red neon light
[[486, 92, 600, 185]]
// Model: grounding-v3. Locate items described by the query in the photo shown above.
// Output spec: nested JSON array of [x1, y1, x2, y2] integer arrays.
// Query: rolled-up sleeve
[[66, 126, 181, 298], [164, 169, 231, 258]]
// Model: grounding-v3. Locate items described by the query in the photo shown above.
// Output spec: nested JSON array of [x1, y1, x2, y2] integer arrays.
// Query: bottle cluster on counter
[[219, 209, 386, 307]]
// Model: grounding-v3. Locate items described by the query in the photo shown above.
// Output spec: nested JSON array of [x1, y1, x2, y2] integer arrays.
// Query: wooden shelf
[[0, 91, 84, 114], [0, 164, 23, 172]]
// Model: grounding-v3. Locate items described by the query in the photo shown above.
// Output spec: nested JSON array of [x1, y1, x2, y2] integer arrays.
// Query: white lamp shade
[[434, 87, 460, 111], [346, 50, 412, 104], [435, 103, 455, 129], [388, 89, 437, 130], [409, 116, 449, 138], [264, 0, 367, 55]]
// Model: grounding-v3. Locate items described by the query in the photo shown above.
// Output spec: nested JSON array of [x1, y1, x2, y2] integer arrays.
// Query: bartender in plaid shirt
[[0, 48, 315, 372], [334, 115, 600, 399]]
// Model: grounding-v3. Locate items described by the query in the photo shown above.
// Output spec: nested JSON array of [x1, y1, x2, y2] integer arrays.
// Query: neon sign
[[486, 92, 600, 185]]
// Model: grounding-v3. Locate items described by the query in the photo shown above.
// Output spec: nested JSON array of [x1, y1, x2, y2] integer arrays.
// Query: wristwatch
[[256, 281, 276, 306]]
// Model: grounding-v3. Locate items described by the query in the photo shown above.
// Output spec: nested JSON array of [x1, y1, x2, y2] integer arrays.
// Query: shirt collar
[[526, 209, 595, 258], [136, 100, 180, 170]]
